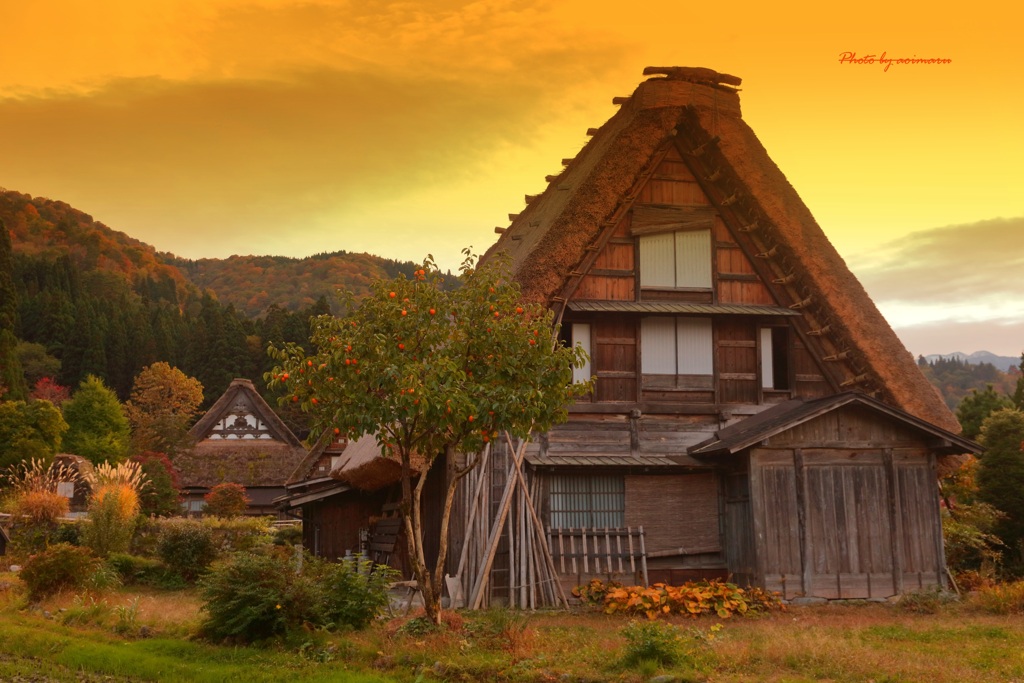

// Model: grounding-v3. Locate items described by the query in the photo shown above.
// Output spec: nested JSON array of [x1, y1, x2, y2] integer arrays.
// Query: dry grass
[[3, 572, 1024, 682], [22, 581, 203, 636]]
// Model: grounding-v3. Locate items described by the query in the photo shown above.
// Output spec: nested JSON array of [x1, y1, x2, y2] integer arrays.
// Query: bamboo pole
[[469, 438, 526, 609], [507, 472, 516, 609], [453, 444, 491, 604]]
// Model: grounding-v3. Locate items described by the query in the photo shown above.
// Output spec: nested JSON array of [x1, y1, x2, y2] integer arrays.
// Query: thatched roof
[[327, 434, 426, 491], [482, 66, 957, 432], [179, 378, 306, 488]]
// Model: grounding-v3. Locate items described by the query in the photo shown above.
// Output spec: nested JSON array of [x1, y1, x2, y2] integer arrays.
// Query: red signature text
[[839, 51, 952, 72]]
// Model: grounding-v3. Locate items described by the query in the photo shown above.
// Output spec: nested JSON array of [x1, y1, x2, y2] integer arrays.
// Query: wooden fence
[[547, 526, 649, 586]]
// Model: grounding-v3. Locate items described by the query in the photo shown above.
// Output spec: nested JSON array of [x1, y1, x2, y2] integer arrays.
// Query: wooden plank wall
[[717, 318, 758, 404], [592, 318, 638, 403], [722, 471, 757, 587], [302, 489, 390, 562], [748, 451, 803, 598]]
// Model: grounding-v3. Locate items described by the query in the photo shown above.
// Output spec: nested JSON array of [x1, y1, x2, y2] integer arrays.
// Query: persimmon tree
[[267, 252, 590, 624]]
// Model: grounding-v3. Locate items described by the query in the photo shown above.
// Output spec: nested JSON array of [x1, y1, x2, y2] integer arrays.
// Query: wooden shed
[[688, 393, 977, 599], [280, 432, 444, 577]]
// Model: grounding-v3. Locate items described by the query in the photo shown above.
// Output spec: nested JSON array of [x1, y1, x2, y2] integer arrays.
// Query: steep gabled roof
[[188, 378, 302, 446], [179, 378, 306, 488], [483, 66, 958, 432], [688, 392, 980, 458]]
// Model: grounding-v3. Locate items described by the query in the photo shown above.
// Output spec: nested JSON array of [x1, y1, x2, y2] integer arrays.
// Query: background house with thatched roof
[[442, 65, 979, 605], [179, 378, 307, 517]]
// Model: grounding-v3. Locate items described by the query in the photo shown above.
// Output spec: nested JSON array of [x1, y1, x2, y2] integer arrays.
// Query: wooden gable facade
[[453, 66, 978, 606], [179, 378, 308, 516]]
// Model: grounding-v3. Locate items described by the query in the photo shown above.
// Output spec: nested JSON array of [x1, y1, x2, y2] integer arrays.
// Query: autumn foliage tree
[[268, 252, 590, 624], [203, 482, 249, 517], [125, 362, 204, 457]]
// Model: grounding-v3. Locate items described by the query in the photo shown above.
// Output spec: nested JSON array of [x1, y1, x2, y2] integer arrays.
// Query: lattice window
[[549, 474, 625, 529]]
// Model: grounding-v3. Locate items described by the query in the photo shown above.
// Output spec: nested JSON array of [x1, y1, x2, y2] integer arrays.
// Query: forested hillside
[[917, 355, 1021, 409], [169, 251, 427, 318], [0, 189, 422, 417]]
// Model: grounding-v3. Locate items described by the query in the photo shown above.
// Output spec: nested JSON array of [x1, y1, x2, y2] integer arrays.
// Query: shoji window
[[639, 230, 712, 288], [571, 323, 592, 384], [641, 317, 713, 376]]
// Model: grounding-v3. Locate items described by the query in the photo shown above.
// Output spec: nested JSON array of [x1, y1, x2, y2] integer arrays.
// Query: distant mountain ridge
[[922, 351, 1021, 373], [1, 189, 424, 316]]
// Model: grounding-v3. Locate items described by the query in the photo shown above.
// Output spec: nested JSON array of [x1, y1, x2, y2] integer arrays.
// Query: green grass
[[5, 572, 1024, 683], [0, 612, 396, 682]]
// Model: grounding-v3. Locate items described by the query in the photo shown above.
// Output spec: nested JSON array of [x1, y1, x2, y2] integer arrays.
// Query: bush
[[82, 461, 146, 557], [11, 489, 68, 524], [577, 579, 783, 619], [969, 581, 1024, 615], [20, 543, 99, 601], [199, 551, 395, 644], [199, 552, 316, 643], [314, 554, 397, 630], [107, 552, 164, 586], [620, 620, 685, 667], [204, 483, 249, 518], [132, 452, 181, 517], [273, 523, 303, 546], [82, 487, 139, 557], [202, 515, 273, 553], [157, 518, 217, 582]]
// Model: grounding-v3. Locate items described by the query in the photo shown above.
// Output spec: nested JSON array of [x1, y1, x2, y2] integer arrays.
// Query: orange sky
[[1, 1, 1022, 355]]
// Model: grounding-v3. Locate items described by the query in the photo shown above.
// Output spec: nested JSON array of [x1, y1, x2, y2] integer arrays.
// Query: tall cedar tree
[[268, 253, 591, 624], [0, 218, 28, 400], [62, 375, 131, 465], [976, 408, 1024, 564], [1013, 353, 1024, 410]]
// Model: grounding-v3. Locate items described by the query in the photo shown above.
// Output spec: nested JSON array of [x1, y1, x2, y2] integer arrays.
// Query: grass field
[[2, 572, 1024, 682]]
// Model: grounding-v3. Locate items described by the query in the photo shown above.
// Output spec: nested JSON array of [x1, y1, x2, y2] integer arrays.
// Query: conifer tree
[[0, 218, 28, 400], [62, 375, 131, 464], [976, 408, 1024, 563]]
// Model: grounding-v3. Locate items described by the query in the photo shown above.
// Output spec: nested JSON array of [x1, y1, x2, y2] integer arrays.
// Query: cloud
[[848, 217, 1024, 354], [0, 0, 625, 263], [850, 216, 1024, 314], [0, 60, 610, 258]]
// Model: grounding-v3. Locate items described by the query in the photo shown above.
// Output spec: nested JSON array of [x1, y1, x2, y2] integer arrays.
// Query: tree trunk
[[402, 445, 480, 626]]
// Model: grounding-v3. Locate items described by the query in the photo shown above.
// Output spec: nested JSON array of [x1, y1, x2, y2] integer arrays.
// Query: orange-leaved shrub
[[573, 578, 783, 620], [203, 482, 249, 517]]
